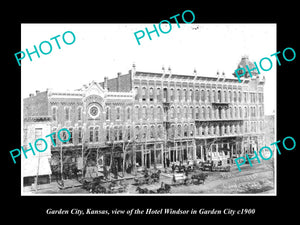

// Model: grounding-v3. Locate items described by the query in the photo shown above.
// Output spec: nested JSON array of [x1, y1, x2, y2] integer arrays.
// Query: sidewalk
[[23, 179, 83, 194]]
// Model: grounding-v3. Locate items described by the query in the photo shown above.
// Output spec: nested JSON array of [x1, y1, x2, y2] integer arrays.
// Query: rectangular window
[[95, 127, 99, 142], [78, 107, 82, 121], [35, 128, 43, 149], [52, 107, 57, 121], [69, 128, 73, 144], [65, 108, 70, 121], [116, 107, 121, 120], [89, 127, 93, 142], [78, 127, 82, 144]]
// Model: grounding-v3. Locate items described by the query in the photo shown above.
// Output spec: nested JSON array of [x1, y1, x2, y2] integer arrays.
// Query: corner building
[[23, 57, 265, 179]]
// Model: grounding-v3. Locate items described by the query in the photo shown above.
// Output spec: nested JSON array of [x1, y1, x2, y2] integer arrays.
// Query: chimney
[[104, 76, 108, 90], [168, 66, 172, 77], [117, 72, 121, 91], [36, 90, 40, 94], [29, 93, 34, 97]]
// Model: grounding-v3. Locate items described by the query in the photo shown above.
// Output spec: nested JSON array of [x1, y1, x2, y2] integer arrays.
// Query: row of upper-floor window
[[51, 103, 264, 124], [135, 86, 264, 104], [133, 105, 264, 121], [47, 120, 263, 146]]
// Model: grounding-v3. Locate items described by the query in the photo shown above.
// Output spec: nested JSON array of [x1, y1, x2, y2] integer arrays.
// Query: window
[[183, 89, 187, 102], [233, 91, 237, 102], [114, 127, 118, 141], [177, 89, 182, 102], [177, 106, 181, 118], [150, 106, 154, 120], [134, 106, 139, 120], [116, 107, 121, 120], [170, 106, 175, 119], [69, 128, 73, 144], [163, 88, 168, 102], [195, 89, 200, 101], [170, 88, 174, 101], [217, 90, 221, 103], [135, 87, 139, 101], [126, 107, 131, 121], [78, 107, 82, 121], [149, 87, 154, 101], [184, 124, 188, 137], [189, 89, 193, 101], [190, 124, 194, 136], [189, 106, 194, 119], [78, 127, 82, 144], [195, 107, 199, 119], [177, 125, 182, 137], [35, 128, 43, 149], [89, 127, 94, 142], [65, 107, 70, 121], [142, 87, 147, 101], [206, 90, 210, 102], [157, 88, 161, 101], [150, 126, 155, 139], [52, 107, 57, 121], [142, 106, 147, 119], [200, 90, 205, 102], [127, 126, 131, 140], [135, 126, 140, 140], [106, 127, 110, 141], [119, 127, 123, 140], [157, 106, 163, 121], [106, 107, 110, 120], [52, 128, 57, 146], [184, 106, 188, 119], [95, 127, 99, 142]]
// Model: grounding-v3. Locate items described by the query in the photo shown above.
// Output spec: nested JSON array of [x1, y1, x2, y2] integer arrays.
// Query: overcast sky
[[21, 23, 276, 114]]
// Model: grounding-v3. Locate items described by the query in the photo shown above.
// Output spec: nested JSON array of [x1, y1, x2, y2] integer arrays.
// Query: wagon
[[171, 173, 191, 185], [190, 172, 208, 184]]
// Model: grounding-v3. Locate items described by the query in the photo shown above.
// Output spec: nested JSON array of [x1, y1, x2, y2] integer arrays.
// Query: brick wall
[[23, 91, 49, 118]]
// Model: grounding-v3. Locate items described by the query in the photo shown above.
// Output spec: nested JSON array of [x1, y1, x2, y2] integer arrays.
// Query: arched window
[[126, 107, 131, 121], [142, 87, 147, 101], [142, 106, 147, 119], [201, 106, 205, 119], [190, 124, 194, 136], [177, 106, 181, 118], [149, 87, 154, 101], [184, 106, 188, 119], [206, 90, 210, 102], [170, 106, 175, 119], [195, 89, 200, 102], [150, 126, 155, 139], [135, 87, 139, 101], [201, 90, 205, 102], [149, 106, 154, 120], [217, 90, 222, 103], [77, 107, 82, 121], [177, 124, 182, 137], [195, 107, 200, 119]]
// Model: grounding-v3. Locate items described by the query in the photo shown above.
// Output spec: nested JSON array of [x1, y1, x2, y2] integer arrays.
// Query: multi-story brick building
[[23, 56, 265, 182]]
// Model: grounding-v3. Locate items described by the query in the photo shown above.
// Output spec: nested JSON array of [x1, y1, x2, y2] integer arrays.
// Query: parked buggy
[[133, 170, 161, 185], [190, 172, 209, 184]]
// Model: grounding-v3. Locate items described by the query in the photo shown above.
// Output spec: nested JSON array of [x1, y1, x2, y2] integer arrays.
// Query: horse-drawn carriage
[[171, 171, 209, 186], [80, 176, 128, 194], [133, 170, 161, 186], [136, 182, 171, 194]]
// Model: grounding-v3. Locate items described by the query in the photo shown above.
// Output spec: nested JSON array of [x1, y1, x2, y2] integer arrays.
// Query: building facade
[[23, 57, 265, 180]]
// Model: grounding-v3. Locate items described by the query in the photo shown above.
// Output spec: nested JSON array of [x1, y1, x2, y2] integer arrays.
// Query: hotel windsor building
[[23, 56, 265, 181]]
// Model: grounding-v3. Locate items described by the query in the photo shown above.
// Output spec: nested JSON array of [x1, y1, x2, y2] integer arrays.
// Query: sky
[[21, 23, 276, 114]]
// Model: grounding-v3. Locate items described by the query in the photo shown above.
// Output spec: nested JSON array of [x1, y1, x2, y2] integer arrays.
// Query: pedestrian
[[171, 163, 175, 173], [103, 165, 108, 180], [166, 158, 170, 167]]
